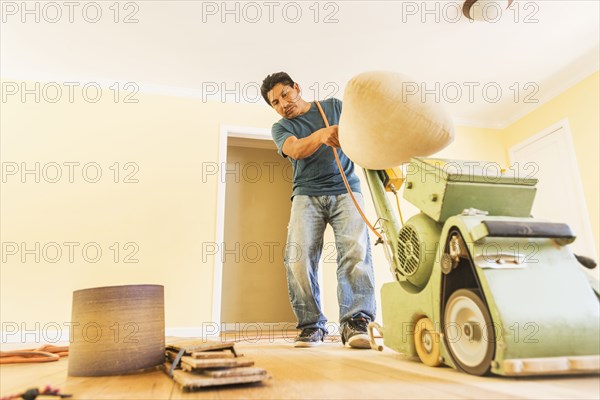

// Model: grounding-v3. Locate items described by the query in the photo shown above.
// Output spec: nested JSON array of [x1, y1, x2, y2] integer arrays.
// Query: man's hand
[[320, 125, 340, 148]]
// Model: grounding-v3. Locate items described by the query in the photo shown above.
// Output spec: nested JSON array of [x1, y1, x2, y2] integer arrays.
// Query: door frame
[[508, 118, 597, 258], [211, 124, 274, 335]]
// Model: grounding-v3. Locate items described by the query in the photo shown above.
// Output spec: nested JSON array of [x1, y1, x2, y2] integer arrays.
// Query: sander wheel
[[414, 317, 441, 367]]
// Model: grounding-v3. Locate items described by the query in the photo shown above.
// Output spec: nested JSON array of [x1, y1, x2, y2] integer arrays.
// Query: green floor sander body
[[364, 158, 600, 376]]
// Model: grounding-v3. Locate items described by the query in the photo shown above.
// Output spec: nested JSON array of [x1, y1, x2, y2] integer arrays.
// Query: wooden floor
[[1, 337, 599, 399]]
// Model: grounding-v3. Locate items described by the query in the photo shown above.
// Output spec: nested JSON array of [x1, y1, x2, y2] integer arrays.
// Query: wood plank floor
[[1, 338, 599, 399]]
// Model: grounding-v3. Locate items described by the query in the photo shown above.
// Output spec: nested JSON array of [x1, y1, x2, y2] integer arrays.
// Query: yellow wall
[[500, 71, 599, 256], [0, 82, 276, 336]]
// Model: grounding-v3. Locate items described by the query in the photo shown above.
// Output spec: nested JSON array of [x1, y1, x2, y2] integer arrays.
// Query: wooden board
[[192, 350, 235, 359], [166, 338, 235, 354], [166, 350, 236, 363], [204, 367, 267, 378], [172, 369, 269, 389], [180, 357, 254, 371], [165, 350, 181, 362]]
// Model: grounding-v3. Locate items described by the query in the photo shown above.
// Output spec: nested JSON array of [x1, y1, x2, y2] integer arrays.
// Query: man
[[261, 72, 376, 348]]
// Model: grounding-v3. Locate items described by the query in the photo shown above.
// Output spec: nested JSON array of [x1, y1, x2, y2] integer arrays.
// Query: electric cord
[[314, 101, 383, 241], [389, 184, 405, 227]]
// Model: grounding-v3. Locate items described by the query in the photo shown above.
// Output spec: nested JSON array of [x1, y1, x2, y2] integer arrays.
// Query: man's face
[[267, 83, 303, 119]]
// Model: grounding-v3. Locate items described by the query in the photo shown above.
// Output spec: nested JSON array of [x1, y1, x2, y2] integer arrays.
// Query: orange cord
[[392, 188, 405, 226], [0, 345, 68, 364], [314, 101, 383, 241]]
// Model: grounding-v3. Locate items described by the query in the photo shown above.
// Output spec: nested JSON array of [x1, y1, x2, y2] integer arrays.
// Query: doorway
[[212, 126, 296, 336]]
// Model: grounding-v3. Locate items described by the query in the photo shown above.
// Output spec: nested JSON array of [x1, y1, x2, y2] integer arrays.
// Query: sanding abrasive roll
[[68, 284, 165, 376]]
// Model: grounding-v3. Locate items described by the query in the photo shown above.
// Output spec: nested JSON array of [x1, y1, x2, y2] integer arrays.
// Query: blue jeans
[[284, 193, 376, 331]]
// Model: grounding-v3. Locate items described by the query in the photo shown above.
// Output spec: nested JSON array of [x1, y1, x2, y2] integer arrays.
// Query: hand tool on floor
[[0, 385, 71, 400]]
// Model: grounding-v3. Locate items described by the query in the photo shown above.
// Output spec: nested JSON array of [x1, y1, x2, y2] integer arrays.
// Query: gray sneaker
[[294, 328, 325, 347], [341, 317, 371, 349]]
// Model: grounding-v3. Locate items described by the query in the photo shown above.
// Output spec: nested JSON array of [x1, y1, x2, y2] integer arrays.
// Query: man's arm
[[282, 125, 340, 160]]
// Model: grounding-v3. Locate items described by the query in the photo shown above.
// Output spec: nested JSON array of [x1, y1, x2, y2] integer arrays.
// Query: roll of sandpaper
[[68, 284, 165, 376]]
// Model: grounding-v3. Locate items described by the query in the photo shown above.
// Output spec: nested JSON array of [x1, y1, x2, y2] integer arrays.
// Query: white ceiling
[[2, 0, 599, 128]]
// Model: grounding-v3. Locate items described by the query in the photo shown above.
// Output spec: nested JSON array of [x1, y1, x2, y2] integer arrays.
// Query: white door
[[509, 120, 597, 259]]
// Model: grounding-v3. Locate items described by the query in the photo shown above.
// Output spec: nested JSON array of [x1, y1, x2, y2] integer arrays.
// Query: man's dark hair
[[261, 72, 295, 106]]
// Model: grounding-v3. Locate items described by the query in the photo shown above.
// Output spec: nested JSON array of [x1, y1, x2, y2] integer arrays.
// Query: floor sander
[[362, 157, 600, 376]]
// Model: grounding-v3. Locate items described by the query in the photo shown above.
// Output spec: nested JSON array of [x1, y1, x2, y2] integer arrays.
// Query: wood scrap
[[180, 356, 254, 371], [166, 339, 236, 355], [163, 339, 270, 391], [204, 367, 267, 378], [165, 349, 236, 362], [191, 350, 235, 359], [172, 369, 268, 389], [165, 350, 181, 362]]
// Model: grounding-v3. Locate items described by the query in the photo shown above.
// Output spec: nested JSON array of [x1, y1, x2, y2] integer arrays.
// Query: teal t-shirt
[[271, 98, 361, 198]]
